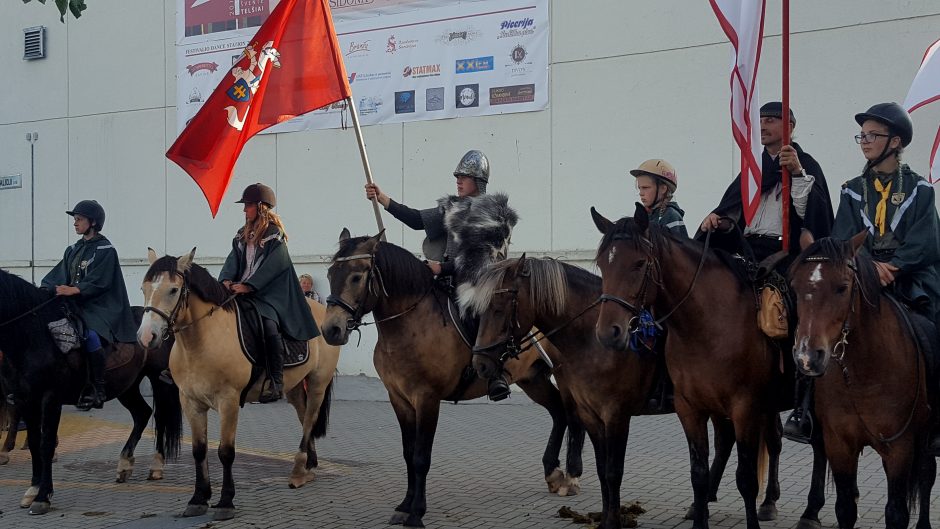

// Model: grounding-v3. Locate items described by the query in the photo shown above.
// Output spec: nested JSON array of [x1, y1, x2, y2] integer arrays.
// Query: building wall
[[2, 0, 939, 376]]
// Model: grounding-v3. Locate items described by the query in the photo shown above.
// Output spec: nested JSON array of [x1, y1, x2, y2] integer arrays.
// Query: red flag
[[904, 38, 940, 183], [709, 0, 766, 225], [167, 0, 351, 217]]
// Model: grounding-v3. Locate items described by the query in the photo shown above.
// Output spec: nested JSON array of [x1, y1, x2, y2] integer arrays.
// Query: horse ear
[[339, 227, 351, 242], [147, 247, 158, 265], [799, 229, 815, 251], [590, 206, 613, 234], [849, 230, 868, 255], [512, 253, 527, 274], [633, 202, 650, 232], [177, 247, 197, 273], [363, 230, 385, 252]]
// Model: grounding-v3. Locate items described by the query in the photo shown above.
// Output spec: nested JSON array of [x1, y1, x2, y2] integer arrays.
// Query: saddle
[[63, 342, 138, 373], [234, 298, 309, 368]]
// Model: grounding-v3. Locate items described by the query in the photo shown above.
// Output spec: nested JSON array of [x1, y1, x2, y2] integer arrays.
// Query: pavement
[[0, 375, 930, 529]]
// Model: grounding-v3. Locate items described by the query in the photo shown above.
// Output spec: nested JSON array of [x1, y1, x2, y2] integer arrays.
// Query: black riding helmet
[[236, 183, 276, 207], [855, 102, 913, 147], [66, 200, 106, 231]]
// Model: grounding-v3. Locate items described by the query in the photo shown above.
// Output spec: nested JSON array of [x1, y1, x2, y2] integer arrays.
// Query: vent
[[24, 26, 46, 60]]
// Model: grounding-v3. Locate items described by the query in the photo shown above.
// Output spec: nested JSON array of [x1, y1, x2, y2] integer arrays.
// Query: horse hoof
[[28, 501, 51, 515], [558, 476, 580, 497], [683, 504, 694, 520], [389, 511, 408, 525], [404, 514, 425, 528], [289, 470, 315, 489], [116, 471, 132, 483], [213, 507, 236, 521], [147, 469, 164, 481], [757, 503, 777, 521], [182, 504, 208, 517], [20, 486, 39, 508], [0, 451, 9, 465], [795, 517, 822, 529], [545, 468, 565, 493]]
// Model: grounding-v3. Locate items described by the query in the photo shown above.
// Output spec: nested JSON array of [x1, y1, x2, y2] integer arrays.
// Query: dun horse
[[790, 233, 936, 529], [0, 269, 183, 515], [320, 231, 584, 528], [591, 206, 827, 529], [137, 249, 340, 521]]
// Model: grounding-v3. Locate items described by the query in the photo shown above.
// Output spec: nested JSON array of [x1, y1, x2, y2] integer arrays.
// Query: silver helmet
[[453, 150, 490, 193]]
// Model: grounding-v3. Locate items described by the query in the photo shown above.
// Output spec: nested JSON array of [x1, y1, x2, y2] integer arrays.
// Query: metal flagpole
[[345, 96, 386, 239], [781, 0, 791, 252]]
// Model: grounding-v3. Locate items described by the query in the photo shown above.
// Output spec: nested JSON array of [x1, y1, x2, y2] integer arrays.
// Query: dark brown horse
[[320, 230, 584, 528], [0, 269, 183, 515], [790, 232, 936, 529], [590, 207, 827, 529]]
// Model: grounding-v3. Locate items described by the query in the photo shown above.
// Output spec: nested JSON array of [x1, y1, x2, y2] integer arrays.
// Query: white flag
[[903, 38, 940, 183]]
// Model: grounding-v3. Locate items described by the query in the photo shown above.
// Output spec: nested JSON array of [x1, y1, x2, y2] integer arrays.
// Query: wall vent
[[24, 26, 46, 60]]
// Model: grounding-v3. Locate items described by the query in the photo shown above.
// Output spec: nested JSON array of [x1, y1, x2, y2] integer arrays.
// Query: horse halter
[[326, 252, 387, 332], [142, 270, 190, 338], [801, 255, 860, 365], [471, 283, 523, 363]]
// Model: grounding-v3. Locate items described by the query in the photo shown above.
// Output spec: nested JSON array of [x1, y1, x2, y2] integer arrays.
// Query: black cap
[[66, 200, 106, 230], [760, 102, 796, 125]]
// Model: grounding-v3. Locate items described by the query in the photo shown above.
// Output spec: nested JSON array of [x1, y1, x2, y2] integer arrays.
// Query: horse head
[[138, 248, 196, 350], [592, 204, 661, 351], [789, 230, 872, 376], [257, 43, 281, 72], [322, 229, 385, 346]]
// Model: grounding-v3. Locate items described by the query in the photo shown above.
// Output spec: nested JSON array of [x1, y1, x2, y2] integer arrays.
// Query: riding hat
[[236, 183, 276, 207], [854, 102, 913, 147], [630, 159, 678, 191], [66, 200, 106, 230]]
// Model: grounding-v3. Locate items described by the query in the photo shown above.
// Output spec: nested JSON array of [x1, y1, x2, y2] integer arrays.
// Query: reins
[[142, 270, 237, 338], [0, 295, 60, 328]]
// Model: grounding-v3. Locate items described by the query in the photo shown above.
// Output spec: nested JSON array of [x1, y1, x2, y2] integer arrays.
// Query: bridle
[[142, 270, 236, 338]]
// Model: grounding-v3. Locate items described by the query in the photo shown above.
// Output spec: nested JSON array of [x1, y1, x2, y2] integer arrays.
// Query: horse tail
[[757, 430, 769, 494], [312, 378, 334, 439], [151, 378, 182, 461]]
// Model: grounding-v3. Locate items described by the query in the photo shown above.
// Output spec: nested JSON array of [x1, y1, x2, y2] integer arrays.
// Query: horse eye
[[836, 284, 849, 294], [351, 274, 362, 283], [170, 287, 179, 295], [632, 260, 645, 271]]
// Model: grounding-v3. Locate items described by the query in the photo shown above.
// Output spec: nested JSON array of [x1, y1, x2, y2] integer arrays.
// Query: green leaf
[[69, 0, 86, 19]]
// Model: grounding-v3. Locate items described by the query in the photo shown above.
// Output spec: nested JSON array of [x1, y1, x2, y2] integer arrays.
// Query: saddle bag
[[48, 318, 81, 354], [757, 284, 788, 340]]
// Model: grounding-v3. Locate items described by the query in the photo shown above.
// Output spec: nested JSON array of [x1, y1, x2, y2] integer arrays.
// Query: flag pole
[[781, 0, 791, 252], [345, 96, 386, 239]]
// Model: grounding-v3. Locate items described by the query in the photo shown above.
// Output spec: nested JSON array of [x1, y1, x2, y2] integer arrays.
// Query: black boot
[[487, 372, 511, 401], [77, 348, 106, 411], [259, 321, 285, 404], [783, 377, 814, 444]]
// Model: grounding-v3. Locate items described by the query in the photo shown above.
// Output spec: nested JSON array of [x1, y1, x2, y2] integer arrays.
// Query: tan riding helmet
[[629, 159, 678, 191]]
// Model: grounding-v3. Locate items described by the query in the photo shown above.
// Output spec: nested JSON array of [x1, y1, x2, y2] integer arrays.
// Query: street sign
[[0, 174, 22, 190]]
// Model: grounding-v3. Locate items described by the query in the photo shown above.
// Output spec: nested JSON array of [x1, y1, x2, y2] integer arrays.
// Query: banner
[[903, 38, 940, 183], [176, 0, 550, 134]]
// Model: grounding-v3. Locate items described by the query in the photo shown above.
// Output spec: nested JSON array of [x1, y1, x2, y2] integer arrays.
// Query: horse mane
[[0, 269, 53, 317], [596, 217, 750, 285], [790, 237, 881, 311], [461, 258, 600, 317], [0, 269, 62, 355], [144, 256, 235, 312], [334, 237, 435, 298]]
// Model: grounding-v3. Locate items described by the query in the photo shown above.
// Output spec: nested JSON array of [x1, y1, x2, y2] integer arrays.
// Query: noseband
[[142, 271, 190, 338], [326, 252, 387, 332], [471, 285, 522, 363]]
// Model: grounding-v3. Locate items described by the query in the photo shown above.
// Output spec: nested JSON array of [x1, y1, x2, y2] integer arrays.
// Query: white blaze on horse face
[[608, 246, 616, 264], [137, 276, 164, 347], [795, 336, 813, 372], [809, 263, 823, 286]]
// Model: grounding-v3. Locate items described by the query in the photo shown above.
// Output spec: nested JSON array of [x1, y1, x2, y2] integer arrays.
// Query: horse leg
[[516, 376, 574, 495], [564, 412, 586, 495], [400, 397, 441, 529], [915, 451, 935, 529], [388, 394, 417, 525], [757, 414, 782, 521], [796, 433, 827, 529], [731, 412, 762, 529], [882, 444, 918, 529], [28, 400, 61, 515], [677, 409, 711, 529], [290, 374, 331, 488], [114, 383, 153, 483], [0, 410, 17, 464], [686, 416, 734, 520], [586, 427, 611, 521], [828, 445, 859, 529], [598, 418, 631, 529], [148, 374, 182, 481], [20, 405, 42, 508], [211, 398, 239, 521], [181, 398, 211, 517]]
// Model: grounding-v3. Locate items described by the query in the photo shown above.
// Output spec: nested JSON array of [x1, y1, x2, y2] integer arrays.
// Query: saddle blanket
[[235, 298, 309, 368]]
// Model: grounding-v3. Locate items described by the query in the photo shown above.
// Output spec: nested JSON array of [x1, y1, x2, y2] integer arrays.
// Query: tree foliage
[[23, 0, 88, 22]]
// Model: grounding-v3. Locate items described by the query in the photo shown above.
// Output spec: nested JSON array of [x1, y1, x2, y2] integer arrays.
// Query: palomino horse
[[468, 256, 796, 529], [591, 206, 827, 529], [320, 231, 584, 529], [137, 249, 340, 521], [790, 233, 936, 529], [0, 269, 183, 515]]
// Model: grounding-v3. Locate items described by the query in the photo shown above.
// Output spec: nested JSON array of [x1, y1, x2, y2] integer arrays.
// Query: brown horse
[[590, 206, 827, 529], [320, 230, 584, 528], [137, 249, 340, 521], [789, 232, 936, 529]]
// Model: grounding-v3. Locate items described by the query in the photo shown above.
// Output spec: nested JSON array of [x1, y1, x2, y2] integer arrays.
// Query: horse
[[319, 230, 585, 529], [136, 248, 340, 521], [590, 206, 828, 529], [789, 232, 936, 529], [0, 269, 184, 515], [467, 255, 796, 529]]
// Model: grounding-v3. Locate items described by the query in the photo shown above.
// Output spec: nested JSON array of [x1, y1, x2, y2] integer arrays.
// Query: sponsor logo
[[331, 0, 374, 8], [395, 91, 416, 114], [498, 17, 536, 39], [186, 62, 219, 75], [348, 72, 357, 84], [359, 95, 383, 115], [435, 27, 482, 45], [506, 44, 533, 77], [426, 87, 445, 111], [386, 34, 418, 53], [456, 84, 479, 108], [456, 56, 493, 74], [346, 40, 371, 57], [188, 86, 203, 103], [316, 100, 348, 114], [403, 64, 441, 78], [489, 84, 535, 105], [356, 71, 392, 82]]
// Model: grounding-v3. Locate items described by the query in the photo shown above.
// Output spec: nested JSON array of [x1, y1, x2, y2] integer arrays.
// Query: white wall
[[2, 0, 939, 376]]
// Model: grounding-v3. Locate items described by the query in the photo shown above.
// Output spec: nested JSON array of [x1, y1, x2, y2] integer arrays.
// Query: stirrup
[[258, 379, 283, 404], [158, 369, 174, 385], [487, 377, 511, 402], [782, 407, 813, 444], [76, 391, 103, 411]]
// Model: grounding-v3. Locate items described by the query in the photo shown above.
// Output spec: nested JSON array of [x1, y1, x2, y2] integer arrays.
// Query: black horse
[[0, 268, 182, 515]]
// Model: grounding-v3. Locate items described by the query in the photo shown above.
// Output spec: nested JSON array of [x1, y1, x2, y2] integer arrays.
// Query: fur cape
[[439, 192, 518, 292]]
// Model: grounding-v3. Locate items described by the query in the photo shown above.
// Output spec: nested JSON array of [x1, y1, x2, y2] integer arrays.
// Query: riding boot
[[77, 348, 107, 411], [783, 376, 815, 444], [487, 371, 511, 402], [259, 323, 285, 404]]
